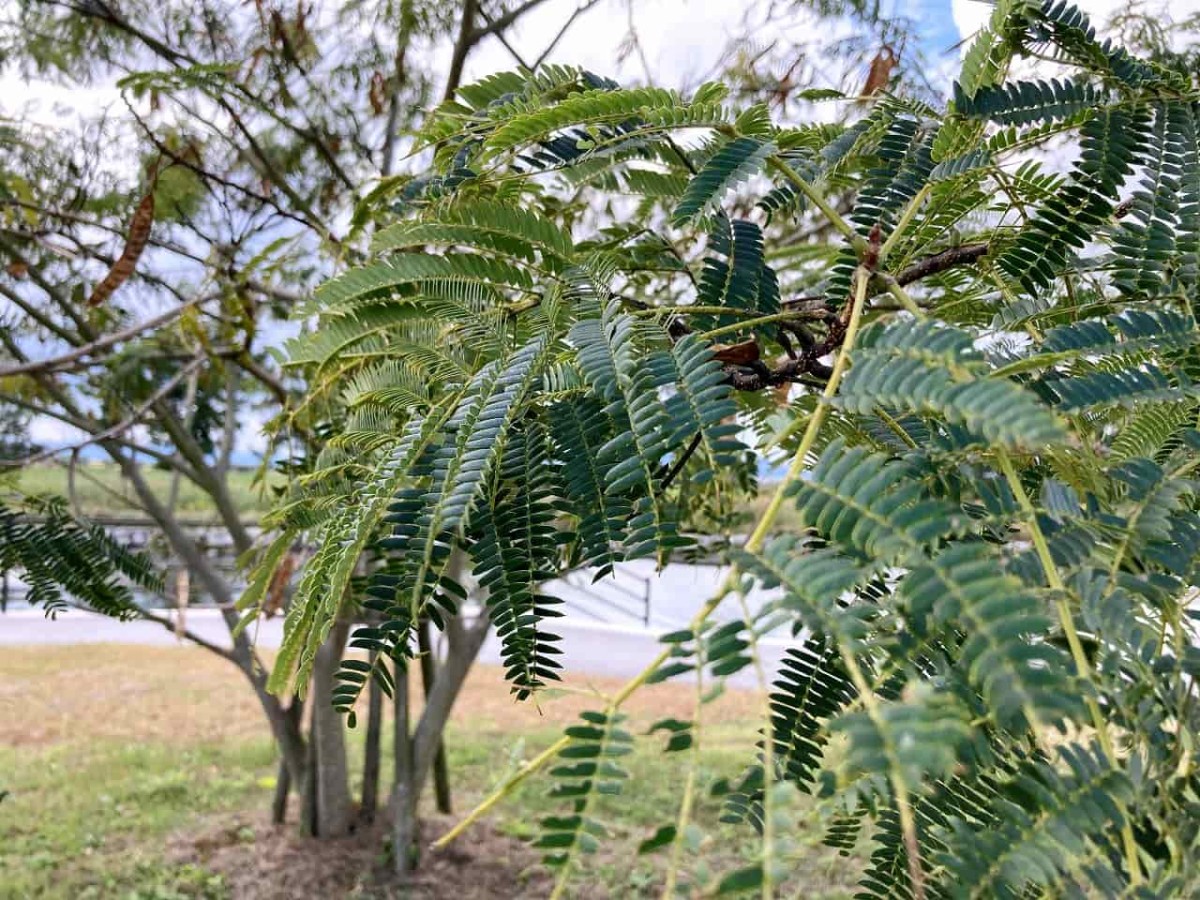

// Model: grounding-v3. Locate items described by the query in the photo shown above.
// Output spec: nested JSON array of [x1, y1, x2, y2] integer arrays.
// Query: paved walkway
[[1, 562, 793, 686]]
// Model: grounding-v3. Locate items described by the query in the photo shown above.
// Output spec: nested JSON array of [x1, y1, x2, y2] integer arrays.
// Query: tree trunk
[[104, 443, 310, 786], [360, 650, 384, 824], [393, 658, 416, 877], [272, 696, 304, 825], [301, 711, 318, 836], [412, 610, 489, 799], [303, 618, 353, 837], [417, 618, 453, 814]]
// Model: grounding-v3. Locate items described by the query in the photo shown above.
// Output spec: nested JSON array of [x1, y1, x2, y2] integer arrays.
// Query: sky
[[5, 0, 1198, 461]]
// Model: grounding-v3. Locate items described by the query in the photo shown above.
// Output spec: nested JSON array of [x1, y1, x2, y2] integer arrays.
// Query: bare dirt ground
[[170, 812, 556, 900]]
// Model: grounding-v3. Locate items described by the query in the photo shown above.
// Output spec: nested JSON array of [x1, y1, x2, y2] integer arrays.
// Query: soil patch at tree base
[[169, 812, 556, 899]]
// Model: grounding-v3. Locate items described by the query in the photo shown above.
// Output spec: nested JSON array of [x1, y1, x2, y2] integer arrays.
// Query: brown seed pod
[[369, 70, 387, 115], [710, 339, 761, 366], [861, 45, 898, 98], [87, 162, 159, 307], [263, 549, 299, 619]]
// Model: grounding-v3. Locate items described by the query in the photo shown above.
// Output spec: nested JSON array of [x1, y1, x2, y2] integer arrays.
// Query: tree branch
[[10, 357, 205, 467], [893, 242, 990, 286], [467, 0, 552, 43], [0, 296, 208, 378], [444, 0, 481, 102], [134, 605, 239, 663]]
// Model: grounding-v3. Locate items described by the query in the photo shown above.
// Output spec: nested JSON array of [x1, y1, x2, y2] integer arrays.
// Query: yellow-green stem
[[629, 304, 793, 319], [879, 184, 931, 262], [434, 268, 872, 864], [698, 311, 820, 342], [996, 449, 1143, 886], [883, 278, 925, 317], [838, 645, 927, 900], [875, 406, 919, 449], [767, 157, 867, 254], [662, 651, 704, 899], [734, 589, 776, 899]]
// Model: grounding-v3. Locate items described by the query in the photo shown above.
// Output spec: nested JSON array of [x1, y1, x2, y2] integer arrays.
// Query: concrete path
[[0, 562, 794, 687]]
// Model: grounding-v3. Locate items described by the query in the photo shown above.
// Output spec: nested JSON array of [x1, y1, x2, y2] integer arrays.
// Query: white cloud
[[28, 416, 86, 448]]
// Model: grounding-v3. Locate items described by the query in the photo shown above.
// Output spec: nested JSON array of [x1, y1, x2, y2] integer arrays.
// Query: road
[[0, 561, 793, 687]]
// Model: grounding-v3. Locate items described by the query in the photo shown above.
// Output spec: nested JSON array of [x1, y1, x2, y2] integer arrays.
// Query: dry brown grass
[[0, 643, 759, 749]]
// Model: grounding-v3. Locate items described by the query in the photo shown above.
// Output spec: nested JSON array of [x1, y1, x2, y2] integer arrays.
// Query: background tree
[[271, 0, 1200, 895], [0, 0, 613, 838], [1, 0, 922, 851]]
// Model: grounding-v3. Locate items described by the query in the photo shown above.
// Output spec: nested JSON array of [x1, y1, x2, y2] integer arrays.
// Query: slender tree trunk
[[104, 443, 310, 785], [272, 696, 304, 825], [393, 658, 416, 877], [412, 610, 489, 799], [417, 618, 453, 814], [304, 617, 353, 837], [360, 650, 384, 824], [301, 709, 318, 837]]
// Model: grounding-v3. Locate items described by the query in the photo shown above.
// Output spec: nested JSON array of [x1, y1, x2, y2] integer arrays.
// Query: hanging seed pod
[[87, 159, 160, 307]]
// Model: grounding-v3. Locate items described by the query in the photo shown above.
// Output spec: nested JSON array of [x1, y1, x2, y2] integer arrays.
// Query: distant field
[[16, 462, 797, 533], [17, 463, 276, 518]]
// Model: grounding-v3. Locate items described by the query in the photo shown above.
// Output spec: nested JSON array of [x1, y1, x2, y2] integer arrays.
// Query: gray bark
[[360, 650, 384, 824], [417, 618, 453, 814], [306, 617, 353, 837], [272, 696, 304, 825], [411, 609, 490, 803], [393, 659, 416, 877], [104, 444, 309, 786]]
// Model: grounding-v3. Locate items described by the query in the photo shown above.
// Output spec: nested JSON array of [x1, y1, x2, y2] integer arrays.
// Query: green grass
[[0, 730, 861, 899], [0, 739, 277, 899], [0, 648, 865, 899], [14, 463, 276, 518], [465, 724, 862, 898]]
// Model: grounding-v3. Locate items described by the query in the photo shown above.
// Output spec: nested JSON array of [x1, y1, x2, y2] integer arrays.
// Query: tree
[[0, 0, 605, 838], [272, 0, 1200, 894]]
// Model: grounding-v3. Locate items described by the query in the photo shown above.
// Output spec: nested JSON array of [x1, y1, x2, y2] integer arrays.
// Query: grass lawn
[[15, 464, 277, 518], [15, 463, 795, 533], [0, 645, 866, 898]]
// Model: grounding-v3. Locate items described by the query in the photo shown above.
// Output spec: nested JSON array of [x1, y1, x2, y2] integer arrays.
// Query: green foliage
[[268, 4, 1200, 894], [0, 493, 162, 618]]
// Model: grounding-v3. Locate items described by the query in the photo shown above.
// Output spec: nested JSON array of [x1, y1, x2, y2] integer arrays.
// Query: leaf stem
[[662, 644, 704, 898], [697, 310, 820, 341], [838, 645, 927, 900], [879, 184, 930, 262], [767, 157, 867, 255], [881, 278, 925, 317], [432, 266, 873, 863], [996, 449, 1144, 886], [432, 733, 569, 849], [629, 304, 805, 320]]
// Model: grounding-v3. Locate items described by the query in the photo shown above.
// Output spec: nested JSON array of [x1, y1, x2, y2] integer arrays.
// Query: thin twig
[[532, 1, 603, 69], [10, 357, 204, 467], [658, 432, 703, 494], [467, 0, 552, 42], [0, 297, 208, 378]]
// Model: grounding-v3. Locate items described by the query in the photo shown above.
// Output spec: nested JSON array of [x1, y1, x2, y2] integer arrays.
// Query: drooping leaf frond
[[266, 12, 1200, 893]]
